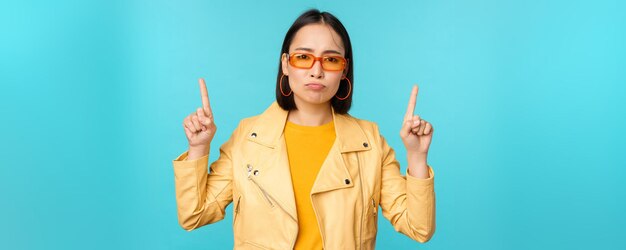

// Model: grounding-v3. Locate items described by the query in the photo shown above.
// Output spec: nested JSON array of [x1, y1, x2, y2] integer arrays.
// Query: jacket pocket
[[246, 164, 275, 208], [249, 178, 274, 208]]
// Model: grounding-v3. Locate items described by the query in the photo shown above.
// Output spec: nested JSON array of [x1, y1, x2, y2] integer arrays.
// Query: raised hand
[[400, 85, 433, 155], [183, 78, 217, 155]]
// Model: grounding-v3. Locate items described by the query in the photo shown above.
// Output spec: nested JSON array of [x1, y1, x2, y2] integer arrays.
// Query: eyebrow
[[293, 47, 343, 55]]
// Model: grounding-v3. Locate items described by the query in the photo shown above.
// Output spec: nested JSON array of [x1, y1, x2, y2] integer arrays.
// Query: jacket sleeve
[[377, 128, 436, 243], [171, 121, 243, 231]]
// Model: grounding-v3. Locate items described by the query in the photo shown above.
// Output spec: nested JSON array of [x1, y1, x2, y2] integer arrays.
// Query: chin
[[306, 97, 331, 104], [296, 93, 332, 105]]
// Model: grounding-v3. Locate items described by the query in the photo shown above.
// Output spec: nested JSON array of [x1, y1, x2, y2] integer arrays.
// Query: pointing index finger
[[198, 78, 212, 114], [404, 85, 419, 121]]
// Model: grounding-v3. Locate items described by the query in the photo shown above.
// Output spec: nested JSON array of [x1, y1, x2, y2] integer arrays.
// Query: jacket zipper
[[247, 165, 274, 207], [356, 153, 365, 250]]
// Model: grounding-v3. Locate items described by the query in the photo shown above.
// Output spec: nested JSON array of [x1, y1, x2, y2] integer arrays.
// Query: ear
[[281, 53, 289, 76]]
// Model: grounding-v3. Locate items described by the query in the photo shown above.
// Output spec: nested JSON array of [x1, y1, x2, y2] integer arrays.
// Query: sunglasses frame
[[285, 52, 349, 72]]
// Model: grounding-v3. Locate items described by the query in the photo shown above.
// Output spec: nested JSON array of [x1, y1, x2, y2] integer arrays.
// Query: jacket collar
[[246, 101, 371, 153]]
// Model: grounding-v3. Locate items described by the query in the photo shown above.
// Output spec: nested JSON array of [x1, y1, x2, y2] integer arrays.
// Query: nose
[[309, 60, 324, 79]]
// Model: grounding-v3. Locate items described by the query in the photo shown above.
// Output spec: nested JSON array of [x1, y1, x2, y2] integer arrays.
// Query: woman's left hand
[[400, 85, 433, 155]]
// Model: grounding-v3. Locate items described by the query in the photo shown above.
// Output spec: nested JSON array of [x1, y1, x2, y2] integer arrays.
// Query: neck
[[287, 100, 333, 126]]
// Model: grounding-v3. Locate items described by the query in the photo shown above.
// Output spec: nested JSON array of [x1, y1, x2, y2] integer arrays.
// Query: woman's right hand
[[182, 78, 217, 158]]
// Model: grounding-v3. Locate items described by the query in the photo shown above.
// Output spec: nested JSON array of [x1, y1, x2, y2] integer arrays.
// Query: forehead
[[289, 23, 345, 55]]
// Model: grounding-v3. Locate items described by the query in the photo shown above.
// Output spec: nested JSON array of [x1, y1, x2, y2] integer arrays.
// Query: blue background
[[1, 0, 625, 249]]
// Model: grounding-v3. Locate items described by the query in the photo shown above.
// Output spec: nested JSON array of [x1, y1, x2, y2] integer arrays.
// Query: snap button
[[344, 179, 350, 185], [253, 170, 259, 176], [363, 142, 368, 147], [251, 132, 257, 138]]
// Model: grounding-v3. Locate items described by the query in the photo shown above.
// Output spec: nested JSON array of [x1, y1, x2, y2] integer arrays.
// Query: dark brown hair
[[276, 9, 354, 114]]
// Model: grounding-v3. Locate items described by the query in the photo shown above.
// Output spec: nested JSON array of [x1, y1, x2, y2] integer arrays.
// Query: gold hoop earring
[[279, 74, 292, 96], [336, 78, 352, 100]]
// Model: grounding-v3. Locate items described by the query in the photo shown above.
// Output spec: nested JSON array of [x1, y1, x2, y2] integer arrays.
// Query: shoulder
[[343, 113, 381, 134], [232, 115, 261, 136], [338, 113, 385, 147], [239, 115, 261, 128]]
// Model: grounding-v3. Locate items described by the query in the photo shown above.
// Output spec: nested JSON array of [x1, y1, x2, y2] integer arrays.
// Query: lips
[[305, 82, 325, 87], [305, 83, 326, 90], [305, 82, 325, 86]]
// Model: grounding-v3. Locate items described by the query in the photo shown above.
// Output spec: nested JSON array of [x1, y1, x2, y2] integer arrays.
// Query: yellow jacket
[[172, 102, 436, 249]]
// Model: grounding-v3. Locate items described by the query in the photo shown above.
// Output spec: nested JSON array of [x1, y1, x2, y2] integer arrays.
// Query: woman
[[173, 9, 436, 249]]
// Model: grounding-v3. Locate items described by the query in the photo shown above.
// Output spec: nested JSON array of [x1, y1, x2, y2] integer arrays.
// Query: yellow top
[[284, 119, 336, 250]]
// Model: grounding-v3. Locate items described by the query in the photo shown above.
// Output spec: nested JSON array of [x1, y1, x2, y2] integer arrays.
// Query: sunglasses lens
[[290, 53, 314, 68], [322, 56, 346, 71], [288, 53, 347, 71]]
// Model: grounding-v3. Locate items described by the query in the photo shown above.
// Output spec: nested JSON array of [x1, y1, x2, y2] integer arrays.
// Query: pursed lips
[[305, 83, 326, 89]]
